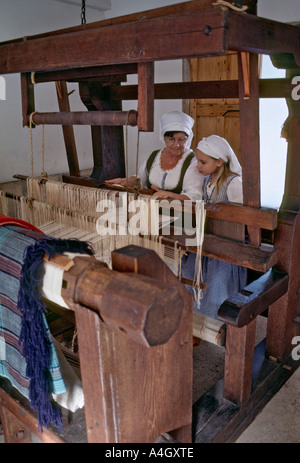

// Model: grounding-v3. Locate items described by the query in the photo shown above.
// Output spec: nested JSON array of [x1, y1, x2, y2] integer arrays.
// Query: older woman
[[105, 111, 204, 201]]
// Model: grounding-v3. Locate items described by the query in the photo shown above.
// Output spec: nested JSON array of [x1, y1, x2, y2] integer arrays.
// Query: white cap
[[159, 111, 194, 149], [196, 135, 242, 175]]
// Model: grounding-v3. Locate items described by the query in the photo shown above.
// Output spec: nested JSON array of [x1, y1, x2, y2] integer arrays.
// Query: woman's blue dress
[[180, 175, 248, 320]]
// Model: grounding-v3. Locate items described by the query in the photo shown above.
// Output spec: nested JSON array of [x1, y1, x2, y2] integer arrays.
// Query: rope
[[212, 1, 248, 12], [133, 128, 141, 199], [29, 112, 38, 179], [40, 123, 48, 182], [124, 111, 130, 191], [29, 111, 47, 189], [30, 71, 36, 85]]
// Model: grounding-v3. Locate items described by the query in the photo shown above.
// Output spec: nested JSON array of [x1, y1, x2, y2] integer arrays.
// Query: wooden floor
[[192, 342, 299, 443]]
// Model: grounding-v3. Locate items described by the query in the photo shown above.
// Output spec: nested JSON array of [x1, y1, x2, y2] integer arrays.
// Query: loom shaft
[[31, 110, 138, 126]]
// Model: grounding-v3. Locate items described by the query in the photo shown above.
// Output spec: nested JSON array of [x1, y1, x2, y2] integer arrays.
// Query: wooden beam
[[33, 64, 138, 83], [0, 382, 64, 443], [110, 80, 240, 100], [238, 52, 261, 247], [218, 269, 289, 327], [55, 81, 80, 177], [20, 73, 35, 128], [205, 202, 277, 230], [0, 1, 218, 46], [137, 62, 154, 131], [30, 110, 138, 126], [0, 8, 228, 74], [224, 320, 256, 404], [1, 8, 300, 76], [228, 11, 300, 67], [160, 232, 278, 273]]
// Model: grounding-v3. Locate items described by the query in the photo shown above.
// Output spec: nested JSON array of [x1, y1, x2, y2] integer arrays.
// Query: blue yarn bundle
[[18, 236, 94, 431]]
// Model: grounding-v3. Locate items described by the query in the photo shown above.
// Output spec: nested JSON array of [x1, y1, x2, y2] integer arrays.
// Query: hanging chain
[[81, 0, 86, 24]]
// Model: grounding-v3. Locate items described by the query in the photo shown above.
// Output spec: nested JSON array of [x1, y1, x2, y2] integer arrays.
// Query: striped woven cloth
[[0, 221, 93, 430]]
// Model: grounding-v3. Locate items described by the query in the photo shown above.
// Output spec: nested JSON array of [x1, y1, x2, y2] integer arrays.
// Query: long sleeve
[[227, 176, 243, 204]]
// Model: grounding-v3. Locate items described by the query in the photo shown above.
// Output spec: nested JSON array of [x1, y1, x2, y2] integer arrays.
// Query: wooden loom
[[0, 0, 300, 443]]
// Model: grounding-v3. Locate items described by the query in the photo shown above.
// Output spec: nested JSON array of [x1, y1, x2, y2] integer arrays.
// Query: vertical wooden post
[[73, 305, 112, 443], [224, 320, 256, 404], [20, 72, 35, 127], [79, 81, 126, 183], [55, 81, 80, 177], [138, 62, 154, 132], [111, 246, 193, 443], [238, 52, 261, 246]]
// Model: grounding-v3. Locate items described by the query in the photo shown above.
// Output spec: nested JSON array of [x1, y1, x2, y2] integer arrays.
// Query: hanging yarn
[[18, 235, 94, 431], [212, 0, 248, 12], [192, 200, 206, 309]]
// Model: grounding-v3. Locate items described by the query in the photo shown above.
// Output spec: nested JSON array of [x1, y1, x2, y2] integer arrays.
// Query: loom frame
[[0, 0, 300, 443]]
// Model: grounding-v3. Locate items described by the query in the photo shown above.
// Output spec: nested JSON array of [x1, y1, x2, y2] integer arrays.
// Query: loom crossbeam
[[1, 6, 300, 74], [30, 110, 138, 127]]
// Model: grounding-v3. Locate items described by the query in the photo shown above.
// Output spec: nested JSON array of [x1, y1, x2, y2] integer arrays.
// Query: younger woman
[[181, 134, 247, 320]]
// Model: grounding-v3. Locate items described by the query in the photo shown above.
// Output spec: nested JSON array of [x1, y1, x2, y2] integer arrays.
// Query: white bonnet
[[196, 135, 242, 175], [159, 111, 194, 149]]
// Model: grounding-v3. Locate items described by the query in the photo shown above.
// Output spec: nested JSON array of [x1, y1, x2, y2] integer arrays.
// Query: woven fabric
[[0, 223, 93, 430]]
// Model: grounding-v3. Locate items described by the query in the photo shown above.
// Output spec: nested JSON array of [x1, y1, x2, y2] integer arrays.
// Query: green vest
[[145, 150, 195, 194]]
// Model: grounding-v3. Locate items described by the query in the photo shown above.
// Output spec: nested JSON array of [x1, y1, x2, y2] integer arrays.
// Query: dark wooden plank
[[138, 62, 154, 132], [205, 202, 277, 230], [238, 52, 261, 249], [228, 11, 300, 67], [78, 81, 126, 183], [110, 80, 240, 101], [20, 73, 35, 128], [0, 380, 65, 443], [0, 8, 228, 74], [238, 52, 258, 190], [223, 320, 257, 404], [34, 63, 138, 83], [218, 269, 289, 327], [55, 81, 80, 177], [108, 78, 295, 101], [160, 232, 278, 273], [266, 211, 300, 361], [111, 245, 193, 443], [0, 1, 217, 46]]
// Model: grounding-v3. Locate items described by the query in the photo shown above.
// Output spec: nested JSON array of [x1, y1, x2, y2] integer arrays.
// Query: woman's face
[[195, 149, 223, 176], [164, 132, 189, 156]]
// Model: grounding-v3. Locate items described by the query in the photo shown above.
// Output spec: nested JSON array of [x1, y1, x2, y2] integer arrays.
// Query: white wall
[[0, 0, 109, 182], [258, 0, 300, 208], [0, 0, 299, 210], [0, 0, 189, 183]]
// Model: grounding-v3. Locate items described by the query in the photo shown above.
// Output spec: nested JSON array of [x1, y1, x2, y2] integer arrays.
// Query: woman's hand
[[151, 185, 190, 201], [151, 185, 172, 198], [105, 176, 135, 187]]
